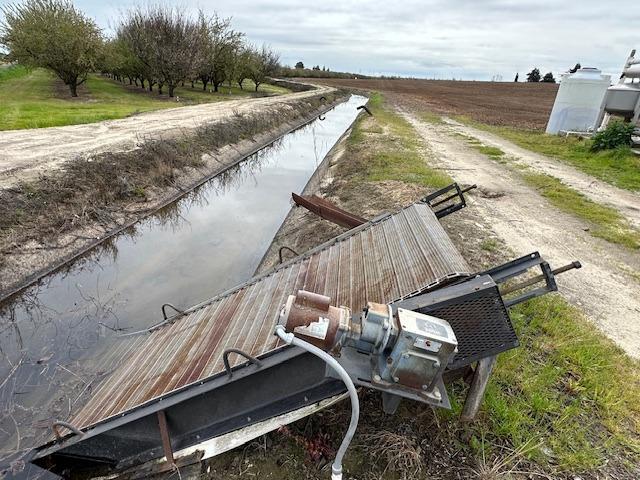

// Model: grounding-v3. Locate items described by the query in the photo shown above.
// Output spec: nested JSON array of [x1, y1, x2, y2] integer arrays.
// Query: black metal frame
[[396, 275, 519, 369], [32, 347, 344, 478], [421, 182, 477, 219], [476, 251, 558, 307]]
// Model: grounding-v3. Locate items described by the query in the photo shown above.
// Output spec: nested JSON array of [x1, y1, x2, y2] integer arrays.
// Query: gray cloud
[[73, 0, 639, 79]]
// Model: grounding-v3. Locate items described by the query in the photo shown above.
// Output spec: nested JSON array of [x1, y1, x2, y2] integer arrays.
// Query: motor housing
[[279, 290, 458, 410]]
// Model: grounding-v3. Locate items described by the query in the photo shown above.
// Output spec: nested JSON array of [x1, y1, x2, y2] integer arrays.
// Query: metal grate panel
[[396, 275, 519, 370], [416, 283, 518, 369]]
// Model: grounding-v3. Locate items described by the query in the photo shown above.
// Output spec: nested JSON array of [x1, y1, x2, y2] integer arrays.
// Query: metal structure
[[31, 199, 471, 477], [277, 251, 579, 415], [600, 49, 640, 138], [292, 192, 368, 229], [29, 184, 580, 479]]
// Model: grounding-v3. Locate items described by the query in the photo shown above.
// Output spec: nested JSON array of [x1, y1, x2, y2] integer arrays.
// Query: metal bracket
[[421, 182, 477, 219], [477, 252, 581, 307], [52, 421, 84, 439], [161, 303, 184, 321], [222, 348, 263, 379], [357, 105, 373, 116], [278, 246, 300, 264]]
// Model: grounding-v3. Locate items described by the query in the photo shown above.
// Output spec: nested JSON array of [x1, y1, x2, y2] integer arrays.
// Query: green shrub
[[591, 120, 636, 152]]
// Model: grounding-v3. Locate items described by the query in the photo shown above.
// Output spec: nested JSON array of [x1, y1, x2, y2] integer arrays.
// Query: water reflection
[[0, 94, 366, 477]]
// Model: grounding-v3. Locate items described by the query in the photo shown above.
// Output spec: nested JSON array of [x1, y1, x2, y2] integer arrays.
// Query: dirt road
[[400, 108, 640, 358], [0, 85, 333, 188], [444, 119, 640, 229]]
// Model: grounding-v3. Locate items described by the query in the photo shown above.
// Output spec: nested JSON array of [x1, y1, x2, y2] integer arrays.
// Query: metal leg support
[[381, 392, 403, 414], [157, 410, 174, 465], [461, 355, 497, 422]]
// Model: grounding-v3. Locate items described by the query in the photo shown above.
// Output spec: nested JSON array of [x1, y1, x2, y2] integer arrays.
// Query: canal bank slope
[[0, 88, 345, 301]]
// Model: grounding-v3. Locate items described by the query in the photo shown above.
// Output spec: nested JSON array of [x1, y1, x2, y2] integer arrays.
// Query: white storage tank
[[546, 68, 611, 134]]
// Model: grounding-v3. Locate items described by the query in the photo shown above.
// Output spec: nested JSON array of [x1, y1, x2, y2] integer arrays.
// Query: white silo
[[546, 68, 611, 134]]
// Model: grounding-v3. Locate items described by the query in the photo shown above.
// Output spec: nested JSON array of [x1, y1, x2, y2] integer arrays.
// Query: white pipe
[[274, 325, 359, 480]]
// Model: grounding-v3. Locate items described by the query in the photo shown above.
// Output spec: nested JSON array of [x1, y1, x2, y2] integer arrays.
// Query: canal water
[[0, 94, 366, 477]]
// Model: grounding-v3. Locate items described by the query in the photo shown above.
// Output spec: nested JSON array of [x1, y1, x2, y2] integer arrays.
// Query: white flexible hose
[[275, 325, 359, 480]]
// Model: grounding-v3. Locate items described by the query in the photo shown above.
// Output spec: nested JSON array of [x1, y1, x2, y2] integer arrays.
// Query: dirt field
[[310, 78, 558, 130]]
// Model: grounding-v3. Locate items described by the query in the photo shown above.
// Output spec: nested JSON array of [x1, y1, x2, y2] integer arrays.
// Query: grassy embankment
[[346, 93, 451, 189], [207, 93, 639, 479], [452, 131, 640, 249], [0, 66, 289, 130]]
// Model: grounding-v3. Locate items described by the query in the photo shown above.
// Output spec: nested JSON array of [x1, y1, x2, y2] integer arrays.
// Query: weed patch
[[522, 172, 640, 249], [475, 144, 505, 160], [480, 238, 500, 252]]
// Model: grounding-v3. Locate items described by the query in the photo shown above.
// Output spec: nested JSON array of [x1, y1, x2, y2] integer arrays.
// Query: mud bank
[[0, 91, 346, 301]]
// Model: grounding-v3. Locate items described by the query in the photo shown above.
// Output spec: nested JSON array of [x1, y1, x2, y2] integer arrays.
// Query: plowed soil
[[308, 78, 558, 130]]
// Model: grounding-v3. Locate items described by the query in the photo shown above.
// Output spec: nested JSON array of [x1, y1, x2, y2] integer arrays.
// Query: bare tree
[[247, 44, 280, 92], [118, 6, 199, 97], [0, 0, 102, 97], [197, 13, 243, 92], [233, 45, 252, 90]]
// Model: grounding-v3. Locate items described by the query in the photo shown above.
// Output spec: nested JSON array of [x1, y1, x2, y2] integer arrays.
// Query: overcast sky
[[72, 0, 638, 80]]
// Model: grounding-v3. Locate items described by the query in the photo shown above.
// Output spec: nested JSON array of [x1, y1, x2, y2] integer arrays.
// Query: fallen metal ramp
[[32, 202, 471, 476]]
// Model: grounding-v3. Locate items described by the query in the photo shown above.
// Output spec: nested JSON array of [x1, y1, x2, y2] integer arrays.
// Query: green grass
[[0, 68, 290, 130], [523, 172, 640, 249], [480, 238, 500, 252], [419, 111, 445, 124], [460, 118, 640, 192], [0, 64, 30, 82], [475, 145, 505, 160], [351, 93, 451, 189], [448, 295, 640, 471]]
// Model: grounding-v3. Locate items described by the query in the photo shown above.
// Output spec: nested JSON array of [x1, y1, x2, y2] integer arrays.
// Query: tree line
[[520, 68, 555, 83], [0, 0, 280, 97]]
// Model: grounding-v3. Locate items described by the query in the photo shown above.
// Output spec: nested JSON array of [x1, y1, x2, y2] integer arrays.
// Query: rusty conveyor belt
[[69, 202, 470, 430]]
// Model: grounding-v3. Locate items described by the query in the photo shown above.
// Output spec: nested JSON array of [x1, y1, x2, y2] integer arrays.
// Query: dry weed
[[360, 430, 423, 479]]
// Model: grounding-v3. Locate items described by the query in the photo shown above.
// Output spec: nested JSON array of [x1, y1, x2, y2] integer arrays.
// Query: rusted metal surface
[[70, 202, 470, 429], [292, 192, 367, 228]]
